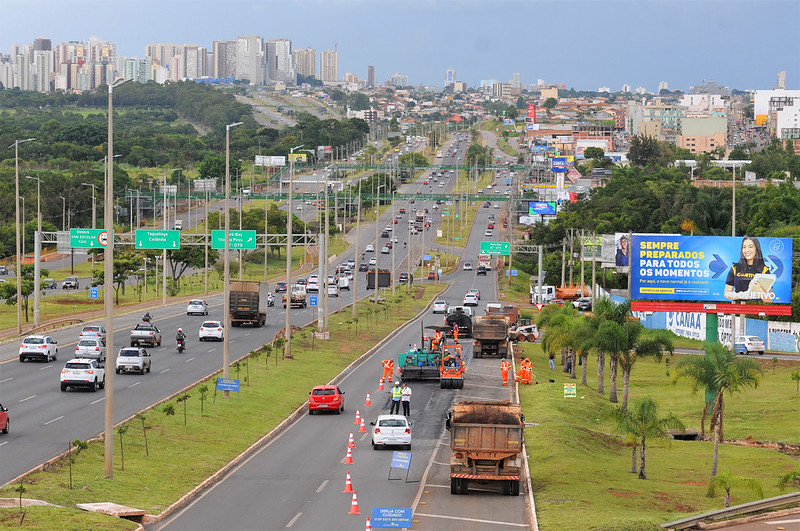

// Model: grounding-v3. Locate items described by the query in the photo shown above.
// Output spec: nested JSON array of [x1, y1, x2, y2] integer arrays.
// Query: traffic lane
[[717, 513, 800, 530]]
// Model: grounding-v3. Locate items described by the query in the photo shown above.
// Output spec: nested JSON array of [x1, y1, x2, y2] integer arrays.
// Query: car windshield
[[378, 419, 407, 427], [202, 322, 221, 328], [135, 324, 156, 330], [312, 388, 336, 396], [82, 327, 101, 333], [23, 338, 44, 344], [78, 340, 98, 347], [65, 362, 91, 369], [189, 300, 204, 305], [120, 350, 141, 357]]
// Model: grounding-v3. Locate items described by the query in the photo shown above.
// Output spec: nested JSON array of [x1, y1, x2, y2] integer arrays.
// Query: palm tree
[[674, 344, 763, 488], [540, 310, 582, 380], [594, 320, 625, 403], [591, 298, 631, 402], [617, 326, 674, 410], [608, 397, 684, 479], [708, 470, 764, 507]]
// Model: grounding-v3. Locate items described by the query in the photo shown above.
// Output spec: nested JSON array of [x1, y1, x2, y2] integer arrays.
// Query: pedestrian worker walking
[[500, 358, 512, 386], [390, 381, 402, 414], [548, 351, 555, 370], [401, 383, 412, 417], [381, 359, 393, 383]]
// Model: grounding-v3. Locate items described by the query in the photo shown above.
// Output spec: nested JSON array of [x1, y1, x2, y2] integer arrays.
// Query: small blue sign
[[216, 378, 240, 392], [390, 451, 412, 470], [423, 254, 431, 261], [511, 269, 518, 276], [309, 295, 318, 306], [506, 178, 511, 185], [371, 508, 413, 528], [89, 287, 98, 299]]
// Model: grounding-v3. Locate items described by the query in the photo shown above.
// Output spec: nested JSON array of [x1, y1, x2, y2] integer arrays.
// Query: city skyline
[[1, 0, 797, 91]]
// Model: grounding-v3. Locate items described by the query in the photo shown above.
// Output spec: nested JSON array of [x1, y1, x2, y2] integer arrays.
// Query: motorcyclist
[[142, 311, 151, 323], [176, 328, 186, 350], [267, 293, 275, 306]]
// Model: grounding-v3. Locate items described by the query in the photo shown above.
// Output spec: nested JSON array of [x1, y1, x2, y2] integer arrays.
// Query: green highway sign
[[70, 228, 109, 248], [135, 230, 181, 250], [480, 241, 510, 255], [212, 230, 257, 250]]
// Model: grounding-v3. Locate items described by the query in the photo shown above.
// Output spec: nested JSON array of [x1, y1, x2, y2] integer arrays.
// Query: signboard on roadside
[[136, 230, 180, 250], [480, 241, 510, 255], [70, 228, 108, 248], [216, 378, 240, 393], [211, 230, 257, 250], [564, 383, 577, 398], [371, 508, 412, 528]]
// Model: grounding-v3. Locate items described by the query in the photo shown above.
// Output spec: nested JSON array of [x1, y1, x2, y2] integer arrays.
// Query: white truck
[[338, 276, 350, 291], [530, 284, 556, 305]]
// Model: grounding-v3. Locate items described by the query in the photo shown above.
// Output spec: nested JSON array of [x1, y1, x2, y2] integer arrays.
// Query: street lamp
[[223, 122, 243, 395], [26, 176, 43, 327], [161, 168, 179, 306], [82, 182, 98, 275], [11, 137, 35, 335], [59, 196, 66, 231], [374, 184, 385, 304], [285, 144, 305, 359]]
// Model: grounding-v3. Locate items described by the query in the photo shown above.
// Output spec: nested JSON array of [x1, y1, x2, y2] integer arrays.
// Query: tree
[[628, 134, 661, 167], [584, 147, 605, 161], [708, 470, 763, 507], [168, 246, 219, 283], [515, 96, 526, 109], [608, 397, 684, 479], [673, 344, 763, 489], [791, 368, 800, 397], [543, 98, 558, 113], [617, 326, 674, 410], [0, 264, 49, 322], [591, 298, 633, 403], [504, 106, 518, 120]]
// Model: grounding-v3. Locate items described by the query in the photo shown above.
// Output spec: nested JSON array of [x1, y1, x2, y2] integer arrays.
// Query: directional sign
[[309, 295, 318, 306], [211, 230, 257, 250], [89, 287, 98, 299], [70, 228, 109, 249], [136, 230, 180, 250], [480, 241, 511, 255]]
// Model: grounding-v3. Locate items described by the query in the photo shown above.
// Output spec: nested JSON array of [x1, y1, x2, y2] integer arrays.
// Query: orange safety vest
[[501, 361, 511, 372]]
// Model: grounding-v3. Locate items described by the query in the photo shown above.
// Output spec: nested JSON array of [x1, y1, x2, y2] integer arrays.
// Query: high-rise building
[[320, 49, 338, 84], [33, 51, 52, 92], [293, 47, 316, 78], [267, 38, 296, 85], [775, 70, 786, 90], [390, 73, 409, 87], [510, 72, 521, 89], [213, 40, 237, 78], [123, 58, 137, 81], [367, 65, 375, 87], [657, 81, 669, 93], [445, 69, 455, 87], [145, 43, 177, 69], [236, 35, 266, 85], [33, 37, 52, 51], [138, 57, 153, 83]]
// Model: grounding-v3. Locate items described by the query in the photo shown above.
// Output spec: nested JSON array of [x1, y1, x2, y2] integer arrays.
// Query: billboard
[[528, 201, 557, 216], [552, 157, 567, 173], [631, 235, 793, 303], [527, 104, 536, 121], [255, 155, 286, 167]]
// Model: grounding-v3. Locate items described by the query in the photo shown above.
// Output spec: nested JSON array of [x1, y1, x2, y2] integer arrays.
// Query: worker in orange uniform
[[453, 324, 459, 342], [431, 331, 442, 351], [381, 358, 393, 383], [500, 358, 512, 386], [521, 358, 533, 385], [515, 357, 526, 382]]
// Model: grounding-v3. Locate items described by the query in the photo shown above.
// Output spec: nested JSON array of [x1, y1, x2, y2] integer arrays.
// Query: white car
[[347, 259, 356, 269], [735, 335, 765, 355], [79, 325, 107, 344], [368, 257, 377, 266], [381, 246, 391, 254], [463, 262, 473, 271], [115, 347, 151, 375], [19, 335, 58, 362], [327, 284, 339, 297], [432, 300, 448, 314], [186, 299, 209, 316], [365, 244, 375, 253], [199, 321, 224, 341], [74, 338, 106, 361], [371, 414, 412, 450], [60, 358, 106, 392], [466, 288, 481, 300], [463, 294, 479, 306], [485, 229, 493, 237]]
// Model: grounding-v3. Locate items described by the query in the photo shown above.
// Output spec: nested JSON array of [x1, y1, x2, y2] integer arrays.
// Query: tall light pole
[[82, 182, 98, 275], [285, 145, 304, 360], [19, 196, 25, 263], [391, 190, 396, 297], [11, 138, 34, 335], [161, 168, 178, 306], [104, 76, 130, 479], [353, 179, 362, 318], [59, 196, 66, 231], [374, 184, 385, 304], [223, 122, 243, 395], [26, 176, 43, 327]]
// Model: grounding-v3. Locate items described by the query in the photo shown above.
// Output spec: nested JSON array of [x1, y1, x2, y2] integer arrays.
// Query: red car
[[308, 385, 345, 415], [0, 403, 8, 434], [427, 272, 439, 280], [487, 223, 494, 229]]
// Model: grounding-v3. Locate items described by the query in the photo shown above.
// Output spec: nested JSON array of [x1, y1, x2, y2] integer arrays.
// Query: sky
[[2, 0, 797, 92]]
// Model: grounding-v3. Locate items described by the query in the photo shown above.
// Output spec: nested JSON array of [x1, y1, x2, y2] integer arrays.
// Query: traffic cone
[[378, 379, 384, 391], [365, 517, 371, 530], [348, 492, 361, 515], [359, 417, 367, 433], [365, 393, 372, 407], [354, 409, 361, 425], [344, 446, 353, 464], [348, 432, 356, 449], [343, 471, 354, 493]]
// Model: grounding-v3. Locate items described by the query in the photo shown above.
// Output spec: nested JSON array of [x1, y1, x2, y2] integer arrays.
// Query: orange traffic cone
[[348, 432, 356, 449], [365, 517, 372, 530], [344, 446, 353, 464], [365, 393, 372, 407], [354, 409, 361, 425], [378, 379, 384, 391], [343, 471, 354, 493], [359, 417, 367, 433], [348, 492, 361, 515]]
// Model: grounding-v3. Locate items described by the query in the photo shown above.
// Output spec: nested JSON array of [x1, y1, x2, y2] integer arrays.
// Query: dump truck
[[471, 315, 510, 358], [445, 308, 473, 338], [282, 284, 307, 309], [398, 347, 442, 381], [485, 304, 520, 327], [439, 342, 465, 388], [229, 281, 268, 327], [446, 400, 524, 496], [366, 269, 392, 290]]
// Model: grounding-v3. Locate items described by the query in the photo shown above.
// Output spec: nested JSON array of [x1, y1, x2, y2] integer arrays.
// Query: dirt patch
[[606, 489, 637, 498], [727, 439, 800, 456], [413, 287, 425, 300]]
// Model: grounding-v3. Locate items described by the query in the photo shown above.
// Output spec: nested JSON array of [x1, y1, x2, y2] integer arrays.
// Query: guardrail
[[661, 491, 800, 529]]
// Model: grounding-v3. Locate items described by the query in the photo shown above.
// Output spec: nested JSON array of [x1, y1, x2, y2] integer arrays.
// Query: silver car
[[79, 325, 107, 345], [186, 299, 209, 316], [74, 338, 106, 361]]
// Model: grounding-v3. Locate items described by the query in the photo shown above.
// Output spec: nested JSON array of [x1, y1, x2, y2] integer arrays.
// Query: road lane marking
[[315, 480, 328, 493], [209, 348, 217, 352], [38, 366, 52, 371], [91, 397, 105, 404], [0, 441, 7, 447], [286, 512, 302, 528], [128, 382, 140, 388], [44, 416, 64, 425], [244, 332, 251, 337], [19, 395, 36, 403], [415, 513, 529, 527], [0, 377, 12, 383], [184, 357, 196, 363], [160, 368, 171, 374], [768, 519, 800, 524]]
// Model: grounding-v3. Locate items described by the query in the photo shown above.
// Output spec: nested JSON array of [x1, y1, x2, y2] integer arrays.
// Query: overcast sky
[[2, 0, 797, 92]]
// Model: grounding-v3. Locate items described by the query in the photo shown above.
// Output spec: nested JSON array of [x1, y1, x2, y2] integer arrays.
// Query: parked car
[[432, 300, 448, 314], [308, 385, 345, 414], [199, 321, 224, 341], [62, 276, 79, 289], [734, 335, 765, 355], [79, 325, 106, 344], [462, 262, 473, 271], [19, 335, 58, 362], [0, 403, 8, 434], [115, 347, 151, 375], [186, 299, 209, 316], [74, 338, 106, 361], [476, 266, 488, 276], [60, 358, 106, 392], [371, 414, 412, 450], [275, 282, 288, 293]]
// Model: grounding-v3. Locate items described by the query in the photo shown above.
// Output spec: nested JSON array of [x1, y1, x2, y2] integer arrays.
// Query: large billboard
[[631, 235, 793, 304], [528, 201, 557, 216]]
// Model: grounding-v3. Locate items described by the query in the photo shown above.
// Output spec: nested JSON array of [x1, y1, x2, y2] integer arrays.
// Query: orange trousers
[[501, 368, 509, 386]]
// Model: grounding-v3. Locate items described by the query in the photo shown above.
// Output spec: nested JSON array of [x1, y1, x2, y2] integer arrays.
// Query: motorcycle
[[142, 312, 152, 323], [177, 338, 186, 353], [267, 293, 275, 307]]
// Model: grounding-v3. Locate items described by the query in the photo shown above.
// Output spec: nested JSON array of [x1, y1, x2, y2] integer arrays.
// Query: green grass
[[0, 285, 440, 530], [517, 343, 800, 530]]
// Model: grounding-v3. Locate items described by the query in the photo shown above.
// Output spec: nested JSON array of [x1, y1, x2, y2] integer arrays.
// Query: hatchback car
[[734, 335, 765, 355], [381, 246, 391, 254], [365, 244, 375, 253], [428, 272, 439, 280], [308, 385, 345, 414], [115, 347, 151, 375], [484, 229, 493, 237], [79, 325, 107, 344], [463, 294, 479, 306], [432, 300, 448, 314], [61, 358, 106, 392], [327, 284, 339, 297], [274, 282, 288, 293], [0, 404, 8, 434], [75, 338, 106, 361], [19, 335, 58, 362], [371, 414, 412, 450], [463, 262, 473, 271], [368, 257, 377, 266], [186, 299, 209, 316], [476, 266, 488, 276], [43, 278, 57, 289], [467, 288, 481, 300], [199, 321, 224, 341], [398, 272, 411, 284], [359, 263, 369, 272]]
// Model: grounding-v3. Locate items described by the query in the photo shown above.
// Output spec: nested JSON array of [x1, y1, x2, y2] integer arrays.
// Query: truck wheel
[[450, 478, 459, 494], [131, 342, 136, 347], [440, 380, 447, 389], [511, 480, 520, 496]]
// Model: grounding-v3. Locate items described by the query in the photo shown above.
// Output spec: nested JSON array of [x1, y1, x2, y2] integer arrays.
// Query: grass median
[[0, 284, 441, 530], [516, 342, 800, 530]]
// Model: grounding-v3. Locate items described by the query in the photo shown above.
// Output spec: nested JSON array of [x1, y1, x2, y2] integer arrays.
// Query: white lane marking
[[767, 518, 800, 524], [0, 441, 8, 447], [209, 348, 217, 352], [91, 397, 105, 405], [184, 357, 196, 363], [44, 416, 64, 425], [0, 377, 12, 383], [158, 348, 166, 352], [415, 513, 529, 527], [128, 382, 140, 388], [244, 332, 251, 337], [38, 365, 52, 371], [431, 461, 450, 466], [160, 368, 171, 374], [359, 432, 369, 441], [315, 480, 328, 493], [285, 512, 302, 528], [19, 395, 36, 403]]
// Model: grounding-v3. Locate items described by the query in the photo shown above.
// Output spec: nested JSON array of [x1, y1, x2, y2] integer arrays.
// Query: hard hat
[[178, 328, 183, 332], [395, 381, 400, 385]]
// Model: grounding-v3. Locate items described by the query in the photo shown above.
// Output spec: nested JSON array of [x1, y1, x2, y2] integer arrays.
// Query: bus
[[478, 254, 492, 270]]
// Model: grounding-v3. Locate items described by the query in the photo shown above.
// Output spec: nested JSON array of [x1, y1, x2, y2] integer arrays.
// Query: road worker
[[521, 357, 533, 385], [453, 324, 459, 342], [515, 357, 525, 382], [390, 381, 402, 414], [431, 330, 443, 351], [500, 358, 512, 386], [381, 358, 393, 383]]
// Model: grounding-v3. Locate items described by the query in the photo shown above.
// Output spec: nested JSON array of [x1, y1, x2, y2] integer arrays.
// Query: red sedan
[[308, 385, 345, 415]]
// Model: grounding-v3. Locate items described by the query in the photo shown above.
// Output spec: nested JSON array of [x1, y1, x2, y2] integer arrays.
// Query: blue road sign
[[390, 451, 412, 469], [371, 508, 413, 528], [309, 295, 318, 306], [216, 378, 240, 392], [89, 287, 98, 299], [423, 254, 431, 260]]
